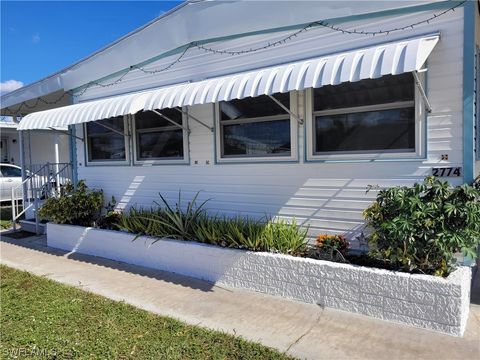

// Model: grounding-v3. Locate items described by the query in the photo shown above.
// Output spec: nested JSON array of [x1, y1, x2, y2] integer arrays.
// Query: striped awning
[[18, 33, 439, 130]]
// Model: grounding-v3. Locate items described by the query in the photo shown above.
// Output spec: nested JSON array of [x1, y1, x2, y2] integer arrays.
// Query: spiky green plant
[[118, 192, 308, 256]]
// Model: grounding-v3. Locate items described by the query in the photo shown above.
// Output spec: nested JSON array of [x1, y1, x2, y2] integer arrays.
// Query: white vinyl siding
[[75, 7, 465, 247]]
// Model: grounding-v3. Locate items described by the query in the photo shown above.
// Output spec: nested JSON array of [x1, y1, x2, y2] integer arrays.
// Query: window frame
[[132, 107, 189, 165], [84, 116, 130, 166], [305, 73, 426, 161], [215, 92, 298, 163]]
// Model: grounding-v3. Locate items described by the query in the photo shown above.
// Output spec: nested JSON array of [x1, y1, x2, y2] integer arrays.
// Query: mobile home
[[1, 0, 478, 246]]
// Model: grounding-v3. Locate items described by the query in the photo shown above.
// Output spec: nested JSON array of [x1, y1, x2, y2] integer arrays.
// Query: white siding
[[1, 128, 69, 166], [76, 7, 465, 247]]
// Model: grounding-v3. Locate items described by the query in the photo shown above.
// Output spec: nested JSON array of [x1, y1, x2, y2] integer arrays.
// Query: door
[[0, 165, 22, 202], [0, 137, 9, 163]]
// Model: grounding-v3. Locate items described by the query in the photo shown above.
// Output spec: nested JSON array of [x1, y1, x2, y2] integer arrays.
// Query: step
[[19, 220, 46, 235]]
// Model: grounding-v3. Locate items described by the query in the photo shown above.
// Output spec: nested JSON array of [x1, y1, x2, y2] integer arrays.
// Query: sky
[[1, 1, 182, 95]]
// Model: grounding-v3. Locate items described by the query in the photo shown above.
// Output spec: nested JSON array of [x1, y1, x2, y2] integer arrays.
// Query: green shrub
[[38, 180, 103, 227], [364, 176, 480, 276], [96, 196, 121, 230], [118, 192, 308, 256]]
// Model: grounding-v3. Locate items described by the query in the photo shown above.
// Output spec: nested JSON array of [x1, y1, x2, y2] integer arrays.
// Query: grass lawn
[[0, 265, 292, 359], [0, 220, 12, 230]]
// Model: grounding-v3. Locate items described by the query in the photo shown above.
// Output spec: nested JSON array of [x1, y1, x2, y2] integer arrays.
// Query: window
[[307, 73, 423, 160], [85, 116, 128, 164], [133, 108, 188, 164], [217, 93, 297, 161], [1, 165, 21, 177]]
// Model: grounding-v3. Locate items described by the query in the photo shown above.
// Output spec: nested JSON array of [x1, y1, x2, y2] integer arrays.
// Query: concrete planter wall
[[47, 223, 471, 336]]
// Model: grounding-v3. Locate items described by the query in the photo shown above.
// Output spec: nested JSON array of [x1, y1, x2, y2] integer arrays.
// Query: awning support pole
[[18, 130, 27, 205], [48, 127, 84, 142], [412, 71, 432, 113], [174, 108, 214, 132], [152, 109, 190, 133], [267, 95, 303, 125], [93, 122, 128, 137]]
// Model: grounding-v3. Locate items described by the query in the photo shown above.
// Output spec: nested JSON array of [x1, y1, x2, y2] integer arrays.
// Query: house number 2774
[[432, 167, 462, 177]]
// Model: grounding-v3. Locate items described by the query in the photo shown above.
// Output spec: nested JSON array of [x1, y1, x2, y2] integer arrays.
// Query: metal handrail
[[11, 162, 72, 233]]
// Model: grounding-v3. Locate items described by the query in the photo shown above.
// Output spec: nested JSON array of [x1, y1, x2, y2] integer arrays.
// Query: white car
[[0, 164, 23, 202]]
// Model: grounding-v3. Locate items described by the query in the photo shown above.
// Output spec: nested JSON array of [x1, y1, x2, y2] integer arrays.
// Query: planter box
[[47, 223, 471, 336]]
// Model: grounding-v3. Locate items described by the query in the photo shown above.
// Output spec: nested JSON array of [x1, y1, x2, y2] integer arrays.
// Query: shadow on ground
[[0, 231, 216, 292]]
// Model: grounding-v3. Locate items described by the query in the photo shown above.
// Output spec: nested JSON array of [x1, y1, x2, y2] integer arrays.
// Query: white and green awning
[[18, 33, 439, 130]]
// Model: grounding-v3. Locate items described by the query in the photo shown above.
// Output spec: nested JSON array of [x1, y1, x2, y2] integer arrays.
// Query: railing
[[11, 162, 72, 234]]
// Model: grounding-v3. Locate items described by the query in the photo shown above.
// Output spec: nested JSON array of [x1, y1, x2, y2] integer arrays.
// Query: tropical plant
[[118, 192, 209, 241], [364, 176, 480, 276], [118, 191, 308, 256], [38, 180, 103, 227]]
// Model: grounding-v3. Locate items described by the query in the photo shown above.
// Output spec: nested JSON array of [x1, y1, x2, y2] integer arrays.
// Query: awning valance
[[18, 33, 439, 130]]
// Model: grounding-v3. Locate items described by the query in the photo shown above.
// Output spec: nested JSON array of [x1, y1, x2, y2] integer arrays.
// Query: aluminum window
[[132, 108, 189, 164], [85, 116, 128, 164], [307, 73, 424, 160], [217, 93, 297, 161]]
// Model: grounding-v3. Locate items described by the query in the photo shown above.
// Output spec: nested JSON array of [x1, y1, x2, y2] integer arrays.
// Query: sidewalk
[[1, 232, 479, 360]]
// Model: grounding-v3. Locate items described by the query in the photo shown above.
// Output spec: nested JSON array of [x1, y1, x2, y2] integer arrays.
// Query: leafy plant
[[316, 234, 349, 256], [38, 180, 103, 227], [96, 196, 121, 230], [364, 176, 480, 276], [118, 192, 308, 256], [118, 192, 209, 241]]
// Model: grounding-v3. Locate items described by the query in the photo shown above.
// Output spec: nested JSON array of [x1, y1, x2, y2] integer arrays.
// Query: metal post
[[18, 130, 27, 204], [54, 133, 60, 194], [46, 162, 52, 197], [34, 189, 40, 235], [69, 125, 78, 187], [267, 95, 303, 124], [11, 188, 16, 231], [412, 71, 432, 113]]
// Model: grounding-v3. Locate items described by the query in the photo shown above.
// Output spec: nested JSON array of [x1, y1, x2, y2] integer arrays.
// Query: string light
[[4, 1, 465, 116], [315, 0, 465, 36], [132, 44, 193, 74]]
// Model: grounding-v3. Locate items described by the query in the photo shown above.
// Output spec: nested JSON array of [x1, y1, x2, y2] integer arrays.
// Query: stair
[[19, 219, 46, 235]]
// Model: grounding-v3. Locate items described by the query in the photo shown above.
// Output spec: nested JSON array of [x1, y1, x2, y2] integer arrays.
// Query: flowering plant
[[315, 234, 349, 257]]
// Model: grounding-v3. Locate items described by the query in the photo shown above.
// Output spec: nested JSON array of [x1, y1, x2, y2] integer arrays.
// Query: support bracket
[[267, 95, 303, 125], [152, 109, 190, 133], [48, 127, 84, 142], [174, 108, 214, 132], [93, 121, 128, 137], [412, 71, 432, 113]]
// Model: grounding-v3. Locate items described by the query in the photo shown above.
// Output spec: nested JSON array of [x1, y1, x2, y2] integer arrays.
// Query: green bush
[[364, 176, 480, 276], [118, 192, 308, 256], [96, 196, 121, 230], [38, 180, 103, 227]]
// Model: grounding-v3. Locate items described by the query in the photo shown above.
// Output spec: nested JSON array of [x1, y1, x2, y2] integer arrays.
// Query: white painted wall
[[0, 127, 70, 166], [75, 7, 466, 247]]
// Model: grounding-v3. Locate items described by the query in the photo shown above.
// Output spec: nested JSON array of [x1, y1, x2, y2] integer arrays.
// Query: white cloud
[[32, 33, 40, 43], [0, 80, 24, 95]]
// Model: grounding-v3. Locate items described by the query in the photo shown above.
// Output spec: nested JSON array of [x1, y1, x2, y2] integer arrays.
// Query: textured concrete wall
[[47, 223, 471, 336]]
